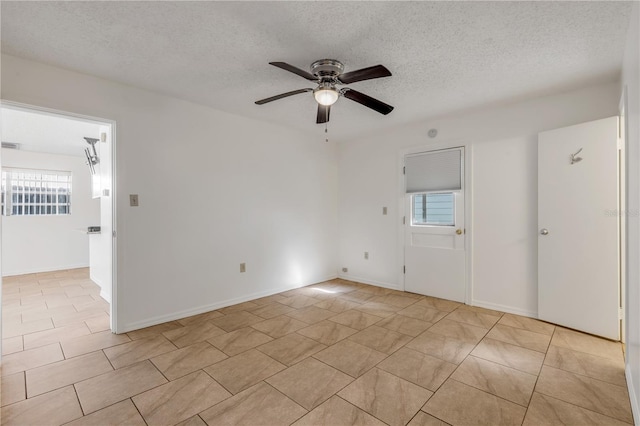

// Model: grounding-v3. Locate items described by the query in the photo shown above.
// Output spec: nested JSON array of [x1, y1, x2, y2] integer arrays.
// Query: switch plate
[[382, 207, 387, 215], [364, 252, 369, 260], [129, 194, 139, 207], [240, 263, 246, 273]]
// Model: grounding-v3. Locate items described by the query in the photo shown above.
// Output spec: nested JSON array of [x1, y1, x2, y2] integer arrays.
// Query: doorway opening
[[0, 101, 117, 334]]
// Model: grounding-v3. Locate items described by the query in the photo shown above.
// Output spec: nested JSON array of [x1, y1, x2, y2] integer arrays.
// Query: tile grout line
[[129, 397, 150, 426], [2, 271, 631, 425], [336, 394, 393, 426]]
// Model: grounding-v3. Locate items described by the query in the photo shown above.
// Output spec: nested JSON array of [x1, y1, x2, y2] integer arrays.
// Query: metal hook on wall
[[570, 148, 583, 165]]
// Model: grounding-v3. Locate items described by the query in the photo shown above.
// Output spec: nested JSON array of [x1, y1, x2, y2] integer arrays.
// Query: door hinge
[[112, 230, 117, 238], [619, 307, 624, 320], [403, 166, 405, 175], [403, 216, 406, 225], [403, 265, 406, 274]]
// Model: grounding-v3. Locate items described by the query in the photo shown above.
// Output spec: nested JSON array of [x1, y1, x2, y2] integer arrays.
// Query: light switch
[[130, 194, 139, 207], [383, 207, 387, 215]]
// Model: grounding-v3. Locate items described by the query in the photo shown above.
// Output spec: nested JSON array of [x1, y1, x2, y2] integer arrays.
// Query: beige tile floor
[[0, 268, 633, 425]]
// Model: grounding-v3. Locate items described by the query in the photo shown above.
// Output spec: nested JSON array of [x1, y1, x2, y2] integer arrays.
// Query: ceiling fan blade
[[255, 88, 313, 105], [338, 65, 392, 84], [316, 104, 330, 124], [269, 62, 317, 81], [342, 89, 394, 115]]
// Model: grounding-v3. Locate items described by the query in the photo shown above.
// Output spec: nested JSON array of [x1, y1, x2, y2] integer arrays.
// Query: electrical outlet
[[240, 263, 246, 273], [364, 252, 369, 260], [342, 267, 348, 273], [383, 207, 387, 215], [129, 194, 139, 207]]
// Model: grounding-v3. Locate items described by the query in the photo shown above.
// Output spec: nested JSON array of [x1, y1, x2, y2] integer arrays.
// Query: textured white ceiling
[[0, 1, 633, 141], [1, 107, 102, 157]]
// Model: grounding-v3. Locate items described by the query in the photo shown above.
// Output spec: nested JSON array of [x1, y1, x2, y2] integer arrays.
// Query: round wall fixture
[[428, 129, 438, 138]]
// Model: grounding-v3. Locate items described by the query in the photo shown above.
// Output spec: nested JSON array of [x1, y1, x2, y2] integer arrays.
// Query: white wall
[[1, 54, 338, 332], [338, 82, 620, 317], [621, 3, 640, 423], [1, 149, 99, 275]]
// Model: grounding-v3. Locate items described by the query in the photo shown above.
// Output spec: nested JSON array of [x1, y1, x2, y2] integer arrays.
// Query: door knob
[[540, 228, 549, 235], [456, 229, 463, 235]]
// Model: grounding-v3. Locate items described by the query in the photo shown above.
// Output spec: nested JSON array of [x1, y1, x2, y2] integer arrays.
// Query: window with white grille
[[1, 168, 72, 216]]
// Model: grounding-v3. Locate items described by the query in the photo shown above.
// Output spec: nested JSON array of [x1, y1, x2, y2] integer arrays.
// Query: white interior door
[[404, 148, 465, 302], [538, 116, 619, 340]]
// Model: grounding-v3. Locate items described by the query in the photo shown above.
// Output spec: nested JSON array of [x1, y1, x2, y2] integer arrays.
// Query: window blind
[[405, 148, 462, 193]]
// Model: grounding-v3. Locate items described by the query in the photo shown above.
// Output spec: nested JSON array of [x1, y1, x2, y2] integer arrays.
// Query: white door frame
[[397, 139, 474, 303], [620, 87, 628, 344], [0, 100, 119, 333]]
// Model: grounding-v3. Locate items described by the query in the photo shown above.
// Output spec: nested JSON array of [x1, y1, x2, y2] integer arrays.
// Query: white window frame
[[1, 167, 72, 216], [411, 190, 458, 227]]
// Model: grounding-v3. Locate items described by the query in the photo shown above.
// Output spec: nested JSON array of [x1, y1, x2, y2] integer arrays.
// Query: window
[[1, 168, 72, 216], [412, 192, 455, 226], [405, 147, 463, 227]]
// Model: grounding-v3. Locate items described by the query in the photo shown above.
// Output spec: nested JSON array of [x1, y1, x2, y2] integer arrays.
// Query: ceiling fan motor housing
[[310, 59, 344, 81]]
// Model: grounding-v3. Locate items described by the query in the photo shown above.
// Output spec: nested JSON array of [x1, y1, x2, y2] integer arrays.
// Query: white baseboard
[[89, 273, 101, 287], [471, 299, 537, 319], [337, 273, 401, 291], [118, 274, 338, 333], [627, 364, 639, 426], [2, 263, 90, 277], [99, 288, 111, 304], [89, 274, 111, 304]]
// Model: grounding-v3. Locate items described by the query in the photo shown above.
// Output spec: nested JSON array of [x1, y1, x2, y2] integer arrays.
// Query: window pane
[[413, 193, 455, 226], [1, 169, 71, 216]]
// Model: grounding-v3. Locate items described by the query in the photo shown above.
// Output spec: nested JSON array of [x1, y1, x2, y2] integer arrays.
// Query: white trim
[[1, 99, 118, 333], [99, 289, 111, 304], [619, 86, 628, 344], [89, 274, 112, 304], [397, 139, 473, 303], [109, 122, 118, 333], [337, 273, 401, 291], [465, 145, 474, 305], [471, 299, 537, 319], [626, 364, 639, 425], [0, 101, 112, 126], [2, 263, 90, 277], [2, 263, 89, 278], [119, 274, 338, 333]]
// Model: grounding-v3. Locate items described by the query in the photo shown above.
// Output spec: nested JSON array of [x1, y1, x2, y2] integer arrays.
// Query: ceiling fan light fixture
[[314, 86, 339, 106]]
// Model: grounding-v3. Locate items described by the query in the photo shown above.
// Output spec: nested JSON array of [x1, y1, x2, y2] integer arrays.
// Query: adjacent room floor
[[0, 268, 634, 425]]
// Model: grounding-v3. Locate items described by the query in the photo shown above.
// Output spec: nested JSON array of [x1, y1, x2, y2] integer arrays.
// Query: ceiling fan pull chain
[[325, 123, 329, 143]]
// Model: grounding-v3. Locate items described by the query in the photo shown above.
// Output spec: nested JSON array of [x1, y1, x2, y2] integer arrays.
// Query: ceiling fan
[[255, 59, 394, 124]]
